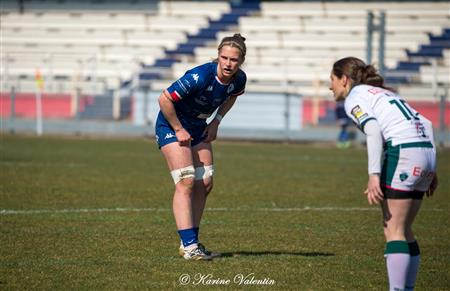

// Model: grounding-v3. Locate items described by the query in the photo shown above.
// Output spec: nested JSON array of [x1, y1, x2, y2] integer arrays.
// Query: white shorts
[[381, 141, 436, 198]]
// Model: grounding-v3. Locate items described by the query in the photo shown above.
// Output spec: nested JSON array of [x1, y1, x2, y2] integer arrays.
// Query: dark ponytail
[[333, 57, 390, 90], [359, 65, 384, 87]]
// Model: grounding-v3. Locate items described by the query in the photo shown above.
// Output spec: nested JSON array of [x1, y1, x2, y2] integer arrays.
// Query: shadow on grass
[[219, 251, 335, 257]]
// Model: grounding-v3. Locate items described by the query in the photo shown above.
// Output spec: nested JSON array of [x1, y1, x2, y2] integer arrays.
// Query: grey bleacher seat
[[420, 65, 450, 84], [0, 78, 107, 95], [397, 84, 447, 100], [1, 0, 159, 12], [215, 1, 449, 97], [157, 1, 230, 20], [0, 1, 218, 94]]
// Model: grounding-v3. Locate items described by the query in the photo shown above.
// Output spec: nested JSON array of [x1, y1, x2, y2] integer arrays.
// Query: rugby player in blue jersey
[[155, 34, 247, 260]]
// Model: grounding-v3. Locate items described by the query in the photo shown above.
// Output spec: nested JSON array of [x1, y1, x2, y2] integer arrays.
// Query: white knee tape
[[170, 165, 195, 184], [195, 165, 214, 180]]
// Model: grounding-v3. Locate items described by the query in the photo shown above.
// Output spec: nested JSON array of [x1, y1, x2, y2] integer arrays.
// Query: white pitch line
[[0, 206, 444, 215], [0, 208, 169, 215]]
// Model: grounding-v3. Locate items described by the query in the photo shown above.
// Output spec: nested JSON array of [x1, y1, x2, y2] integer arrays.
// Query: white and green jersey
[[344, 84, 432, 146]]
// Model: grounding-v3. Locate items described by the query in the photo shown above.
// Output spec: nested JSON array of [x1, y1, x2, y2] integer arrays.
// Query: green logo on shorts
[[399, 172, 409, 182]]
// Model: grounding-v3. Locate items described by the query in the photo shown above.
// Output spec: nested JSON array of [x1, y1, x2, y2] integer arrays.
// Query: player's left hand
[[364, 174, 384, 205], [203, 119, 219, 142]]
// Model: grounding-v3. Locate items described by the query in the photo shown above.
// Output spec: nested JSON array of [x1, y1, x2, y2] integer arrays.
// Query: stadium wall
[[1, 92, 448, 127], [0, 93, 92, 119]]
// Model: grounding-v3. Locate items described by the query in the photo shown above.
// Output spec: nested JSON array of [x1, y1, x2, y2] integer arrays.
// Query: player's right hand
[[175, 128, 193, 146], [365, 174, 384, 205]]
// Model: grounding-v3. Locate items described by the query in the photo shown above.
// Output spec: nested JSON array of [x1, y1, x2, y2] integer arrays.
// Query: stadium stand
[[139, 1, 259, 82], [0, 0, 449, 125], [162, 2, 449, 96]]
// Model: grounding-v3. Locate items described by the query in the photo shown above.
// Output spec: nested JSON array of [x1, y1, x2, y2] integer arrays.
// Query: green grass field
[[1, 135, 449, 290]]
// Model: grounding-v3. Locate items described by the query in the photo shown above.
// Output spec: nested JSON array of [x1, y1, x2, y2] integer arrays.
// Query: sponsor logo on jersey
[[227, 83, 235, 94], [191, 73, 199, 83], [412, 167, 435, 178], [206, 85, 213, 91], [399, 172, 409, 182], [368, 88, 385, 95], [194, 95, 208, 106], [165, 133, 175, 139], [414, 121, 427, 138], [197, 113, 211, 119], [351, 105, 366, 120]]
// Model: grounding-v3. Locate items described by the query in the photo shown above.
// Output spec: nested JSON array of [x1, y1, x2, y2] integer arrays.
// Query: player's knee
[[171, 166, 195, 189], [195, 165, 214, 181], [195, 165, 214, 195], [175, 178, 194, 195]]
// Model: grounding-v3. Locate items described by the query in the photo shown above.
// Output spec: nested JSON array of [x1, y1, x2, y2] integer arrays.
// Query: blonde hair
[[217, 33, 247, 63]]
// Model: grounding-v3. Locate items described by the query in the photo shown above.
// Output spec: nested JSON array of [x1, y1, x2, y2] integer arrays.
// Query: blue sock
[[194, 227, 199, 238], [178, 228, 198, 247]]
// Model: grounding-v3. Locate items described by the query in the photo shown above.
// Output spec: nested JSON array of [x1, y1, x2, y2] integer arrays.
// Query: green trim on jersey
[[360, 117, 376, 132], [381, 142, 400, 186], [399, 141, 433, 149], [385, 140, 433, 149]]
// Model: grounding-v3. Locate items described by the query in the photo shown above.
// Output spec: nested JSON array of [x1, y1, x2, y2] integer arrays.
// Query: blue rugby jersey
[[166, 62, 246, 126]]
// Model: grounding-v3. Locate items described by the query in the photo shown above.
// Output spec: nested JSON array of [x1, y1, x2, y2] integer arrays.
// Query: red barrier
[[1, 92, 448, 126], [1, 92, 72, 119]]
